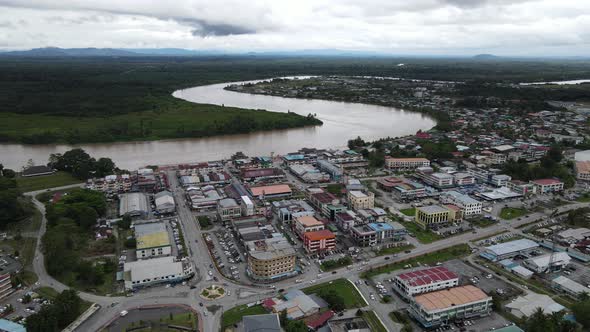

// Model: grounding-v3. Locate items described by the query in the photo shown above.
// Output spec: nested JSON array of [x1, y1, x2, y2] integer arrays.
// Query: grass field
[[499, 207, 527, 220], [16, 171, 82, 192], [361, 311, 387, 332], [576, 194, 590, 202], [399, 208, 416, 216], [303, 278, 368, 308], [362, 244, 471, 278], [222, 304, 267, 329], [400, 220, 442, 244], [470, 217, 497, 228]]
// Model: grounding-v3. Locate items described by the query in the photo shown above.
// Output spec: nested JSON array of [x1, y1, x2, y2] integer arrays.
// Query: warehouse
[[408, 285, 492, 328], [480, 239, 539, 262], [123, 256, 194, 290], [393, 267, 459, 300], [119, 192, 149, 218], [523, 252, 571, 273], [551, 276, 590, 298], [506, 293, 564, 318], [154, 190, 175, 214]]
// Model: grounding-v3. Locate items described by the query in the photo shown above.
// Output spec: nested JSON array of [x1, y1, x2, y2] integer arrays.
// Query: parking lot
[[203, 226, 247, 282], [1, 287, 55, 326]]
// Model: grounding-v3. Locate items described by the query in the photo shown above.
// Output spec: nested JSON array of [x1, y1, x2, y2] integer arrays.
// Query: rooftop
[[135, 222, 170, 250], [243, 314, 281, 332], [124, 256, 185, 282], [485, 238, 539, 256], [296, 216, 323, 227], [576, 161, 590, 173], [418, 205, 450, 215], [250, 184, 292, 197], [396, 266, 458, 287], [532, 178, 563, 185], [414, 285, 489, 311], [304, 229, 335, 241]]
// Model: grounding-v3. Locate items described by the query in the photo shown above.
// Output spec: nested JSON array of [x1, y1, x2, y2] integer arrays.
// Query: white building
[[421, 172, 454, 188], [385, 157, 430, 170], [393, 267, 459, 300], [453, 173, 476, 186], [524, 252, 571, 274], [241, 195, 255, 216], [439, 191, 482, 216], [154, 190, 175, 214], [134, 222, 172, 259], [490, 174, 512, 187], [123, 256, 194, 290], [119, 192, 149, 218], [506, 292, 565, 319], [552, 276, 590, 298], [531, 179, 564, 194]]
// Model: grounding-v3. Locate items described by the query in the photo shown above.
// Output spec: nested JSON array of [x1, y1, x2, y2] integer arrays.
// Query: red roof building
[[393, 267, 460, 299], [305, 310, 334, 330], [303, 229, 336, 253]]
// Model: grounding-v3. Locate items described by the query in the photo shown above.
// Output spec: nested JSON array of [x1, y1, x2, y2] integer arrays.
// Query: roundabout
[[199, 285, 226, 300]]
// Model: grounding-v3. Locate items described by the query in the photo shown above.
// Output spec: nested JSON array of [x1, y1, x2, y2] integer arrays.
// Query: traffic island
[[199, 285, 226, 300]]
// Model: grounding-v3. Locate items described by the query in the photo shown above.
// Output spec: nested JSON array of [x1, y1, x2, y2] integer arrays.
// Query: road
[[24, 180, 590, 332]]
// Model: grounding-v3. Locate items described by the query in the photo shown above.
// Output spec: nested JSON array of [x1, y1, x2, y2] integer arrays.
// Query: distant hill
[[472, 54, 500, 60], [1, 47, 138, 57]]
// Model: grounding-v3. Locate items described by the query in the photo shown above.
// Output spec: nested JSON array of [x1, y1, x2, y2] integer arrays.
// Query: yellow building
[[415, 205, 452, 230], [347, 190, 375, 210], [246, 236, 297, 281]]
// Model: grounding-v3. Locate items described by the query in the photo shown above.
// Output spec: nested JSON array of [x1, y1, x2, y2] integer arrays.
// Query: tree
[[285, 320, 308, 332], [1, 168, 15, 178], [572, 297, 590, 329], [318, 289, 345, 312], [279, 309, 288, 326], [95, 157, 116, 177]]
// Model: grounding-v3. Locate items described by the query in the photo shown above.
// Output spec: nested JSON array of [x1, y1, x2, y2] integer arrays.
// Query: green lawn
[[576, 194, 590, 202], [16, 171, 82, 192], [362, 244, 471, 278], [34, 286, 59, 300], [361, 311, 387, 332], [375, 244, 415, 256], [470, 217, 497, 228], [400, 220, 442, 244], [499, 207, 527, 220], [222, 304, 267, 329], [303, 278, 368, 308], [399, 208, 416, 216]]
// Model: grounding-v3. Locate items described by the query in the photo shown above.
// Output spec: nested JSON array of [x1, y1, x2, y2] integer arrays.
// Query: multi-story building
[[393, 267, 459, 300], [135, 222, 172, 259], [0, 274, 13, 300], [418, 171, 454, 188], [272, 199, 315, 223], [530, 179, 564, 194], [249, 184, 292, 199], [415, 205, 452, 230], [466, 167, 497, 184], [439, 191, 482, 216], [575, 161, 590, 181], [241, 195, 255, 216], [154, 190, 175, 214], [490, 174, 512, 187], [453, 173, 476, 186], [385, 157, 430, 170], [316, 159, 343, 181], [378, 177, 426, 200], [347, 190, 375, 210], [303, 229, 336, 253], [294, 216, 325, 239], [334, 211, 360, 231], [409, 286, 492, 328], [217, 198, 242, 221], [240, 168, 285, 183], [309, 191, 340, 218], [246, 236, 297, 282], [507, 180, 534, 196], [350, 222, 407, 247]]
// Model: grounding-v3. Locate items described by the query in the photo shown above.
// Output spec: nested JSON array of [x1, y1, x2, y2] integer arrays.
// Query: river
[[0, 79, 435, 170]]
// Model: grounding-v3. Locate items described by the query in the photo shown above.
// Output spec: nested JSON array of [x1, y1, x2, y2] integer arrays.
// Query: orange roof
[[250, 184, 292, 196], [296, 216, 323, 227], [304, 229, 335, 241], [414, 285, 489, 311], [445, 204, 461, 212]]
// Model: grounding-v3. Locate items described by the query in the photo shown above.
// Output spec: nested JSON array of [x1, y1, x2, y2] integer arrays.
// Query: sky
[[0, 0, 589, 56]]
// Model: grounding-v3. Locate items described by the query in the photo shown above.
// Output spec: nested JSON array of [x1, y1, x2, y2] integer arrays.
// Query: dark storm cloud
[[184, 19, 257, 36]]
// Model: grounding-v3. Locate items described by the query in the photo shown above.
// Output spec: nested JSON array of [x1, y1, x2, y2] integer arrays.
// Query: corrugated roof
[[414, 285, 489, 311], [396, 267, 458, 287]]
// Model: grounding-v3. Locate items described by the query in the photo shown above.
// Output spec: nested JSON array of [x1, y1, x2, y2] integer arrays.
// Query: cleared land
[[499, 207, 527, 220], [16, 171, 81, 192], [399, 208, 416, 216], [303, 278, 368, 308]]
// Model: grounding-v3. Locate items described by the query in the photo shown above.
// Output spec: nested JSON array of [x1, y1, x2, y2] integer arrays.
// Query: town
[[2, 76, 590, 332]]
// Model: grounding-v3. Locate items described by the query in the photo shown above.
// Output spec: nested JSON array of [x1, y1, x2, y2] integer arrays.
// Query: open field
[[221, 304, 267, 329], [303, 278, 368, 308], [399, 208, 415, 216], [500, 207, 528, 220], [400, 220, 442, 244], [16, 171, 81, 192]]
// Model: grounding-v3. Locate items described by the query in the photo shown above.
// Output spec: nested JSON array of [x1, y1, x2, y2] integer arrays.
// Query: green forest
[[2, 56, 590, 144]]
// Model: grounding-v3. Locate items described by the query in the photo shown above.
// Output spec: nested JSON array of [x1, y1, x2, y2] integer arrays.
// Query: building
[[385, 157, 430, 170], [439, 191, 482, 216], [294, 216, 325, 239], [419, 172, 454, 188], [531, 179, 565, 194], [507, 180, 534, 196], [575, 161, 590, 181], [123, 256, 193, 290], [240, 168, 285, 183], [272, 199, 315, 223], [249, 184, 292, 199], [154, 190, 175, 214], [134, 222, 171, 259], [246, 236, 298, 282], [308, 191, 340, 218], [408, 285, 492, 328], [327, 317, 371, 332], [378, 177, 426, 200], [242, 314, 282, 332], [453, 173, 476, 186], [552, 276, 590, 298], [0, 256, 20, 300], [316, 159, 343, 181], [217, 198, 242, 221], [0, 319, 25, 332], [119, 192, 149, 218], [393, 267, 459, 300], [289, 164, 330, 183], [556, 227, 590, 244], [370, 222, 407, 241], [524, 252, 571, 273], [480, 239, 539, 262], [506, 292, 565, 318], [268, 289, 324, 319], [21, 165, 54, 177], [415, 205, 452, 230], [303, 229, 336, 253], [490, 174, 512, 187], [347, 191, 375, 210], [241, 195, 255, 216], [186, 186, 221, 211]]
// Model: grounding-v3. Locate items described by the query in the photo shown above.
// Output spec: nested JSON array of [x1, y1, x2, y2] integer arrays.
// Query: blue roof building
[[0, 319, 25, 332]]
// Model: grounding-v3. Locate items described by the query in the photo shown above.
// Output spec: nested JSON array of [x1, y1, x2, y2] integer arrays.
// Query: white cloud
[[0, 0, 589, 55]]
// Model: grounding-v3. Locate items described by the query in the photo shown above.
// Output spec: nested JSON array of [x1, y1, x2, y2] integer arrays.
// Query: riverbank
[[0, 97, 322, 144]]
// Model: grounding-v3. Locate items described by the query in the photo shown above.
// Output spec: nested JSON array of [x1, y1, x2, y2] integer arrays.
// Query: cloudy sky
[[0, 0, 588, 55]]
